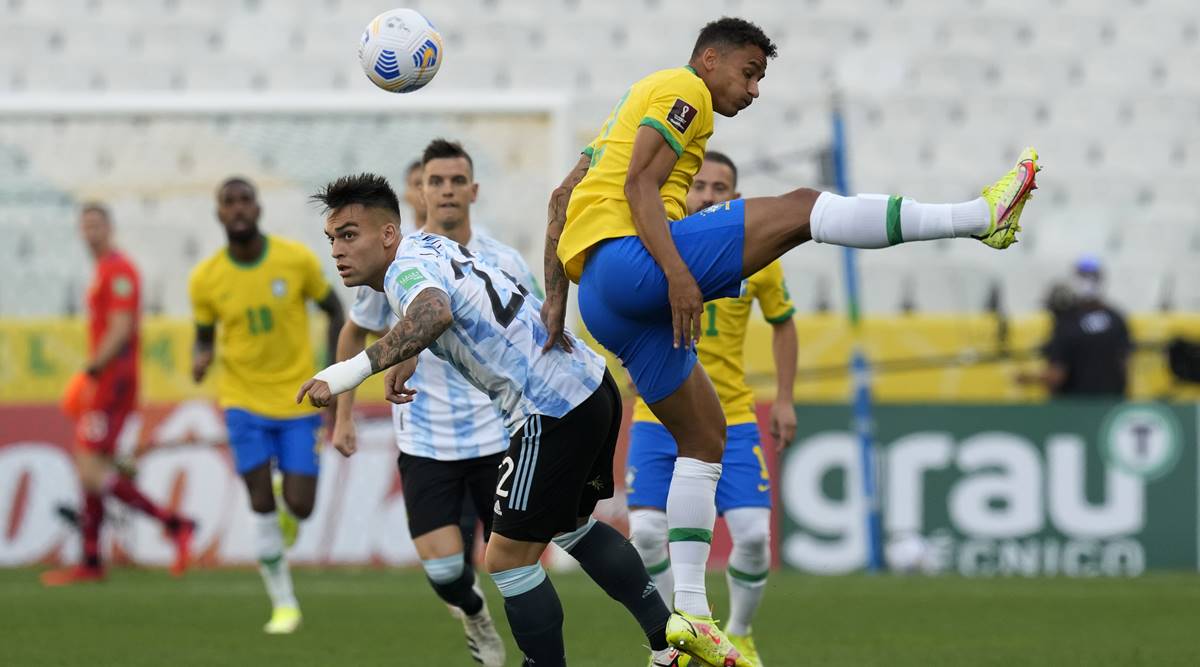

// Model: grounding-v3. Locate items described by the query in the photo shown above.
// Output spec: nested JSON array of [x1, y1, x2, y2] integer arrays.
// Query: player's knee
[[692, 423, 728, 462], [627, 509, 668, 562], [780, 187, 821, 210], [668, 414, 727, 462], [283, 494, 314, 519], [727, 510, 772, 562], [248, 495, 275, 514], [732, 523, 770, 556], [483, 541, 520, 574], [75, 452, 108, 492], [80, 470, 106, 493], [246, 486, 276, 514]]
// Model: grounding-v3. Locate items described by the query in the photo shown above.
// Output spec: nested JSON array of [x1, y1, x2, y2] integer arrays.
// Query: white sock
[[666, 457, 721, 616], [723, 507, 772, 636], [628, 508, 673, 608], [810, 192, 990, 247], [255, 511, 298, 610]]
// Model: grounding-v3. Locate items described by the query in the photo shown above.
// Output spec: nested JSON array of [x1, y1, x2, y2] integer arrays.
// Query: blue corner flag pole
[[831, 98, 885, 573]]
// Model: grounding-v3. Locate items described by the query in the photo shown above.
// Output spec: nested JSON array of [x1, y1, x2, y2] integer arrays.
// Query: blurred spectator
[[1019, 256, 1132, 398]]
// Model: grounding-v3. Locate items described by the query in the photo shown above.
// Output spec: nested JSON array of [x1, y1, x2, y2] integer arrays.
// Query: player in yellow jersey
[[626, 152, 795, 667], [541, 17, 1038, 667], [188, 177, 344, 634]]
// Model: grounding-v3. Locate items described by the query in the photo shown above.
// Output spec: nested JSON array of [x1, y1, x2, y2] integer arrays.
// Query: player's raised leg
[[739, 147, 1041, 278]]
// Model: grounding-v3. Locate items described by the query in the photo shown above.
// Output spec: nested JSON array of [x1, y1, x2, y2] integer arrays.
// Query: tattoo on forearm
[[364, 290, 451, 373], [544, 187, 571, 304], [544, 156, 589, 305]]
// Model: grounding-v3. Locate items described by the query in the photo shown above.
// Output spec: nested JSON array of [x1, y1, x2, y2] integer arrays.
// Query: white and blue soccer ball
[[358, 8, 443, 93]]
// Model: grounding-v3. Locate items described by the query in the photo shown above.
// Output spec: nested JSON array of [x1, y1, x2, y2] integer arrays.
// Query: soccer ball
[[358, 8, 443, 93], [885, 533, 930, 574]]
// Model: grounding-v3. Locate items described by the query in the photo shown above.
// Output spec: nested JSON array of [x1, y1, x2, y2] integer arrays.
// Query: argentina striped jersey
[[350, 231, 541, 460], [383, 232, 605, 434]]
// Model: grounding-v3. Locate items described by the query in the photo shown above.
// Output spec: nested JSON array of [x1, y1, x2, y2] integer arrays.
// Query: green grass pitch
[[4, 568, 1199, 666]]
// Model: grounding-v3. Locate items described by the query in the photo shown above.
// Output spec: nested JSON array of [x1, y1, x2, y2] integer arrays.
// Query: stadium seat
[[1, 0, 1197, 316]]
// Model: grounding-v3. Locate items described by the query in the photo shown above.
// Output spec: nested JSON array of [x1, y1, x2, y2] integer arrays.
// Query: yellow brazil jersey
[[188, 235, 331, 419], [558, 66, 714, 282], [633, 260, 795, 426]]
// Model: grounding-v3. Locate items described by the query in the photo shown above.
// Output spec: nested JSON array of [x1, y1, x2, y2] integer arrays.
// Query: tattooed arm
[[541, 153, 591, 352], [296, 289, 453, 408], [364, 289, 452, 372]]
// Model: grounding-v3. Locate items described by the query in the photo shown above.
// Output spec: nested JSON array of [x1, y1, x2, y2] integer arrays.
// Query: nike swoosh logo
[[997, 160, 1037, 225]]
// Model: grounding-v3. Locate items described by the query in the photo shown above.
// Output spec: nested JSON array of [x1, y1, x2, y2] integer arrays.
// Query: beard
[[224, 220, 258, 244]]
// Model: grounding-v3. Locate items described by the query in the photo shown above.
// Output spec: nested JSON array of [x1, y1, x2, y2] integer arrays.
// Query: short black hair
[[422, 138, 473, 172], [311, 173, 401, 216], [405, 159, 422, 176], [692, 17, 777, 60], [703, 150, 738, 188], [218, 176, 256, 197], [80, 201, 111, 222]]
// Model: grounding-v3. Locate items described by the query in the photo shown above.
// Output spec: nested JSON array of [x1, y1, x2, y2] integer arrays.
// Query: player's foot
[[40, 565, 105, 587], [263, 606, 302, 634], [169, 518, 196, 577], [666, 611, 750, 667], [727, 633, 763, 667], [460, 592, 505, 667], [273, 474, 299, 548], [650, 647, 691, 666], [976, 146, 1039, 249]]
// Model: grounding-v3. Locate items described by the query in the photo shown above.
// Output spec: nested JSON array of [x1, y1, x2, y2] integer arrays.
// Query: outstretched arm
[[297, 289, 452, 407], [625, 125, 700, 349], [541, 153, 591, 352]]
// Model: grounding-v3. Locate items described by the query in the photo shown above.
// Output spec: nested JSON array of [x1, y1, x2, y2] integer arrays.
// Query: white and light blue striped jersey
[[350, 231, 542, 461], [382, 232, 605, 434]]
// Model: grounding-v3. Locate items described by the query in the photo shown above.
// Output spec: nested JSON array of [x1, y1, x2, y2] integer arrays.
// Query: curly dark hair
[[692, 17, 778, 60], [310, 173, 400, 216]]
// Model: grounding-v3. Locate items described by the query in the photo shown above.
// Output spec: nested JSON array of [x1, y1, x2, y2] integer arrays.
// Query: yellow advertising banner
[[2, 314, 1199, 405]]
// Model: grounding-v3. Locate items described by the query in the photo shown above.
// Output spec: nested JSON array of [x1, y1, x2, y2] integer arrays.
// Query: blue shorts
[[578, 199, 746, 404], [625, 421, 771, 514], [225, 409, 322, 477]]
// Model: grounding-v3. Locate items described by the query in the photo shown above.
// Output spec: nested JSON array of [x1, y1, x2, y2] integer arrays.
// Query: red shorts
[[76, 373, 137, 456]]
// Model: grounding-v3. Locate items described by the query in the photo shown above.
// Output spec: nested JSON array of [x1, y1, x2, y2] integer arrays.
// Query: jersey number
[[704, 303, 719, 336], [450, 246, 528, 328], [495, 456, 515, 499], [246, 306, 273, 335]]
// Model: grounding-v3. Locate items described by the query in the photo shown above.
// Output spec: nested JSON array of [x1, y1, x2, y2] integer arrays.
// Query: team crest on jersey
[[112, 276, 133, 297], [271, 278, 287, 297], [667, 98, 697, 133], [699, 201, 731, 216]]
